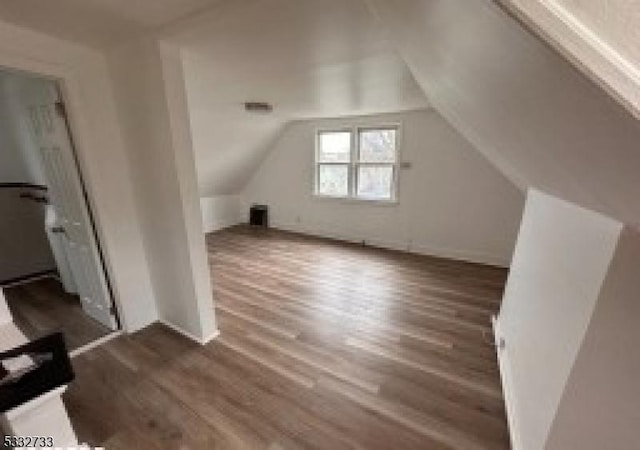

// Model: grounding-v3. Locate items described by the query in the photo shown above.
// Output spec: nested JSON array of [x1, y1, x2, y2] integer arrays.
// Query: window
[[315, 126, 398, 202]]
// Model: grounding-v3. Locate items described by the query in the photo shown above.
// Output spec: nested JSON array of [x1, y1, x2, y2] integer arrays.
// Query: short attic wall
[[200, 195, 244, 233]]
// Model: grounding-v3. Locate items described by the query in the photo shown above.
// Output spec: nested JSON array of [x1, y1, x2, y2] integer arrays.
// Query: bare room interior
[[0, 1, 638, 449]]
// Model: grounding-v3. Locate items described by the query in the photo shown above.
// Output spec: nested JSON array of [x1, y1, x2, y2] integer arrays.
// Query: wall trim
[[0, 19, 158, 333], [492, 315, 523, 450], [270, 220, 511, 268], [69, 330, 123, 358], [159, 319, 220, 345], [503, 0, 640, 120]]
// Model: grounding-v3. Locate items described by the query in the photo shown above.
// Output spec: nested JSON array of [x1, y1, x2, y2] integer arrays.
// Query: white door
[[27, 87, 118, 330]]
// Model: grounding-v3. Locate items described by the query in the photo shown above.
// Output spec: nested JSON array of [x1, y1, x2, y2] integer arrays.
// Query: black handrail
[[0, 183, 48, 191]]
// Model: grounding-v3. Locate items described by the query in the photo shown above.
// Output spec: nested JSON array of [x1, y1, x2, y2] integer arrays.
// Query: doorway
[[0, 68, 119, 352]]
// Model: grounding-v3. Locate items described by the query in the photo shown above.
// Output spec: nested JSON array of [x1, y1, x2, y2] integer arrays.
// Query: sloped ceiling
[[0, 0, 223, 48], [5, 0, 638, 215], [502, 0, 640, 120], [366, 0, 640, 227], [171, 0, 428, 196], [0, 0, 428, 197]]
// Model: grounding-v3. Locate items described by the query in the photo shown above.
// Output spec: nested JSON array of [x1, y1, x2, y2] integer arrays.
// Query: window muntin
[[315, 126, 399, 202]]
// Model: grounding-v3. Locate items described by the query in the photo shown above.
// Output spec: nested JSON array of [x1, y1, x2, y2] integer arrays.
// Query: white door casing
[[27, 83, 117, 330]]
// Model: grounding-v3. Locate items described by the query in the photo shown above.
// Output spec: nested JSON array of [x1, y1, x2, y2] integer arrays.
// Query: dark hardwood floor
[[4, 277, 111, 351], [65, 225, 510, 449]]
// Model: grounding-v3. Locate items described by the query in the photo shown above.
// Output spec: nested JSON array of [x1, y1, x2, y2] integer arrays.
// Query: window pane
[[357, 165, 393, 200], [359, 129, 397, 162], [318, 164, 349, 197], [318, 131, 351, 162]]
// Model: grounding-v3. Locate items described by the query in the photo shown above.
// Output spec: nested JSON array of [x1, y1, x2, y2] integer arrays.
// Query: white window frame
[[314, 124, 400, 204]]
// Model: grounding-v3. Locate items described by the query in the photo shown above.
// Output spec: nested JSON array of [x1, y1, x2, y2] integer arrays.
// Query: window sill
[[311, 194, 399, 206]]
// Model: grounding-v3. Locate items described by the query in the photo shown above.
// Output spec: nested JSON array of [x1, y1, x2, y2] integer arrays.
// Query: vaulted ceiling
[[366, 0, 640, 227], [0, 0, 428, 196], [1, 0, 639, 224], [172, 0, 428, 195]]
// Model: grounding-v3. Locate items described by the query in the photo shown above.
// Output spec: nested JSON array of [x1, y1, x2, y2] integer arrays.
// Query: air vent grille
[[244, 102, 273, 113]]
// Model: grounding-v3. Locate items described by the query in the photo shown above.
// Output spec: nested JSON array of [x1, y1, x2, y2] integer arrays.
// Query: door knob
[[51, 226, 66, 234]]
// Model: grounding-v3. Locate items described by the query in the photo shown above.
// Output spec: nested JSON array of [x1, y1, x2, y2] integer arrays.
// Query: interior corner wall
[[200, 195, 243, 233], [108, 38, 216, 342], [0, 19, 157, 332], [159, 42, 217, 341], [544, 225, 640, 450], [496, 189, 622, 450], [242, 109, 524, 267]]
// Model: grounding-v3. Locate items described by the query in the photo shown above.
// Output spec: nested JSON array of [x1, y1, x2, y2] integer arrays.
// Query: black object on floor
[[249, 204, 269, 227], [0, 332, 74, 413]]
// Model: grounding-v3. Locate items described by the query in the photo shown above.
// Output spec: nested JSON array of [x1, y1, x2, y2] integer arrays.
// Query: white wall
[[200, 195, 243, 233], [496, 189, 622, 450], [545, 226, 640, 450], [177, 0, 429, 198], [182, 51, 287, 196], [108, 38, 217, 342], [0, 19, 157, 331], [243, 109, 524, 267], [368, 0, 640, 228], [506, 0, 640, 118]]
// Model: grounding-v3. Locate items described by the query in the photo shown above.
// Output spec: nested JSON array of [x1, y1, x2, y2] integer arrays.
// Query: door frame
[[1, 66, 121, 330], [0, 32, 154, 331]]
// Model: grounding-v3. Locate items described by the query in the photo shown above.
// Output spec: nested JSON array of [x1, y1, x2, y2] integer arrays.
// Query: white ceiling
[[368, 0, 640, 227], [175, 0, 428, 195], [0, 0, 428, 196], [0, 0, 222, 48]]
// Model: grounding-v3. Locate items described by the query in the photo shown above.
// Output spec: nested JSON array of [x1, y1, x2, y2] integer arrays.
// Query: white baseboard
[[70, 330, 123, 358], [270, 220, 510, 267], [159, 319, 220, 345], [203, 216, 244, 234], [411, 242, 510, 268], [492, 315, 523, 450]]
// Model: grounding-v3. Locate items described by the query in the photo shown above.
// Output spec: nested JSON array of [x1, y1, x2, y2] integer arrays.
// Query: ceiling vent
[[244, 101, 273, 114]]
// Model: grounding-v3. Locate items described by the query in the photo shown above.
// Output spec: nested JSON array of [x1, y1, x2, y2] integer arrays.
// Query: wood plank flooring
[[64, 225, 510, 449], [3, 277, 111, 351]]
